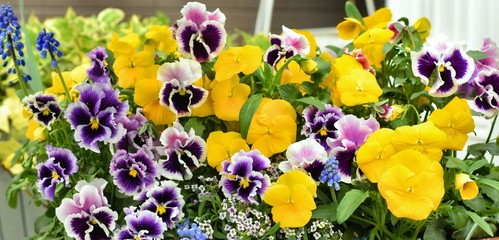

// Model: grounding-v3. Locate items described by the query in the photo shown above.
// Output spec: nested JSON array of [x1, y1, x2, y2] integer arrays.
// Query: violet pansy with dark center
[[473, 69, 499, 118], [116, 209, 167, 240], [264, 25, 310, 67], [301, 104, 344, 152], [110, 148, 157, 196], [140, 180, 185, 228], [86, 46, 111, 85]]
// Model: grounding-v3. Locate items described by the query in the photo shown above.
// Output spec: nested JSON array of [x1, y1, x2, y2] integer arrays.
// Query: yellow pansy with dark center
[[129, 169, 138, 178], [156, 204, 167, 215], [90, 117, 99, 130], [51, 171, 59, 180], [239, 178, 251, 189]]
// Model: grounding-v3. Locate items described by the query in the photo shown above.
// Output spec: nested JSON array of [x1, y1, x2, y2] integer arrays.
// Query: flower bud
[[33, 126, 48, 142], [455, 173, 479, 200], [300, 59, 318, 74], [378, 104, 404, 121]]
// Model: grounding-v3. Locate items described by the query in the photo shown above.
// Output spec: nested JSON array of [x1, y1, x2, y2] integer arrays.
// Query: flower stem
[[485, 115, 497, 144], [330, 187, 337, 204], [49, 50, 72, 101], [8, 35, 29, 97]]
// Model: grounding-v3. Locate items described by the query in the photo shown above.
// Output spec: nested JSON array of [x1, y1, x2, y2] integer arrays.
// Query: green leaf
[[310, 57, 331, 84], [463, 210, 494, 236], [424, 218, 447, 240], [467, 143, 499, 156], [183, 118, 206, 136], [336, 189, 369, 224], [466, 50, 490, 61], [97, 8, 125, 27], [260, 223, 280, 239], [445, 156, 468, 171], [239, 94, 263, 139], [345, 1, 365, 25], [477, 178, 499, 192], [34, 214, 52, 233], [277, 84, 302, 103], [312, 204, 337, 221], [467, 159, 488, 173], [296, 97, 325, 111], [6, 185, 19, 208]]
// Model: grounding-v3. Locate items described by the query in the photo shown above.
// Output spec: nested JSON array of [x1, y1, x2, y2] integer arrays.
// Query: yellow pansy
[[428, 97, 474, 151], [455, 173, 479, 200], [214, 45, 263, 81], [333, 54, 363, 81], [391, 122, 447, 162], [293, 29, 318, 57], [144, 25, 178, 55], [134, 65, 176, 125], [107, 32, 141, 58], [0, 88, 28, 133], [356, 128, 396, 183], [413, 17, 431, 42], [2, 152, 23, 175], [191, 76, 215, 117], [263, 170, 317, 228], [211, 75, 251, 121], [336, 68, 382, 106], [280, 60, 312, 87], [113, 50, 155, 89], [337, 18, 366, 40], [378, 149, 444, 220], [25, 118, 47, 142], [363, 8, 392, 29], [353, 29, 394, 67], [246, 98, 297, 157], [206, 131, 250, 171], [46, 64, 89, 95]]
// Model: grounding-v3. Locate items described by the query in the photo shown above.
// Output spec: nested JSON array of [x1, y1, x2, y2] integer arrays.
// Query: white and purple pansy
[[411, 34, 475, 97], [219, 150, 271, 204], [116, 109, 156, 156], [278, 138, 328, 180], [55, 178, 118, 240], [140, 180, 185, 228], [158, 58, 208, 118], [22, 92, 61, 130], [110, 149, 158, 196], [473, 69, 499, 118], [116, 209, 167, 240], [86, 46, 111, 85], [264, 25, 310, 67], [301, 104, 344, 152], [174, 1, 226, 62], [327, 115, 379, 181], [36, 145, 78, 201], [157, 122, 206, 180], [64, 83, 128, 153]]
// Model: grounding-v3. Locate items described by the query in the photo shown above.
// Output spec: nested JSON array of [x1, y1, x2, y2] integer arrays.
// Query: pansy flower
[[219, 150, 271, 204], [86, 46, 111, 85], [356, 128, 396, 183], [301, 104, 344, 151], [110, 149, 157, 196], [211, 75, 250, 121], [144, 25, 178, 55], [36, 145, 79, 201], [116, 209, 167, 240], [140, 180, 185, 228], [157, 122, 206, 180], [278, 139, 328, 180], [264, 26, 310, 67], [411, 34, 475, 97], [473, 69, 499, 118], [116, 109, 156, 155], [336, 68, 383, 106], [327, 115, 379, 179], [476, 38, 499, 71], [214, 45, 263, 81], [158, 58, 208, 118], [113, 50, 155, 89], [353, 28, 394, 67], [174, 1, 227, 62], [64, 83, 128, 153], [46, 64, 88, 96], [22, 92, 61, 130], [55, 179, 118, 240], [206, 131, 250, 171]]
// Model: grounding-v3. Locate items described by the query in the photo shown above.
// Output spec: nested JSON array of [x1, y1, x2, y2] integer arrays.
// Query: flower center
[[42, 108, 50, 116], [129, 169, 138, 178], [179, 88, 186, 96], [319, 127, 328, 136], [51, 171, 59, 180], [90, 117, 99, 130], [134, 236, 141, 240], [239, 178, 251, 189], [156, 204, 167, 215], [438, 65, 445, 72], [90, 217, 98, 225]]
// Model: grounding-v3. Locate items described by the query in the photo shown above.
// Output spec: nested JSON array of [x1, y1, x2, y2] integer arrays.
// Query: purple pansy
[[36, 145, 78, 201], [64, 83, 128, 153], [22, 92, 61, 130], [473, 69, 499, 118], [278, 138, 328, 180], [477, 38, 499, 71], [301, 104, 344, 152], [110, 149, 158, 196], [158, 58, 208, 118], [264, 25, 310, 67], [140, 180, 185, 228], [116, 209, 167, 240], [219, 150, 271, 204], [174, 1, 226, 62], [86, 46, 111, 84], [116, 109, 156, 156], [157, 122, 206, 180], [411, 34, 475, 97], [327, 115, 379, 180], [55, 178, 118, 240]]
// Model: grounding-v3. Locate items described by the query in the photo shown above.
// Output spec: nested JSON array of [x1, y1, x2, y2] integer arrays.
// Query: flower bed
[[1, 1, 499, 239]]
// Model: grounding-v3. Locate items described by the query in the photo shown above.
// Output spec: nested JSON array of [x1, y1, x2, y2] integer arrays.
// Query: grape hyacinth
[[177, 218, 208, 240], [319, 157, 341, 191], [36, 28, 63, 67], [0, 3, 31, 95]]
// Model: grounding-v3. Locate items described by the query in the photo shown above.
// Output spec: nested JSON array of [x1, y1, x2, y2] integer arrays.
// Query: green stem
[[350, 215, 396, 239], [49, 50, 72, 101], [330, 187, 337, 204], [272, 55, 300, 95], [485, 115, 497, 144], [411, 220, 426, 240], [8, 35, 29, 97]]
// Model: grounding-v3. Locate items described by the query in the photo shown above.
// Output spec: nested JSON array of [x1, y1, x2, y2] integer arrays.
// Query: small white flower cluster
[[183, 176, 219, 201], [308, 219, 343, 240], [193, 217, 214, 239], [278, 227, 305, 239], [219, 196, 271, 239], [264, 162, 282, 181]]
